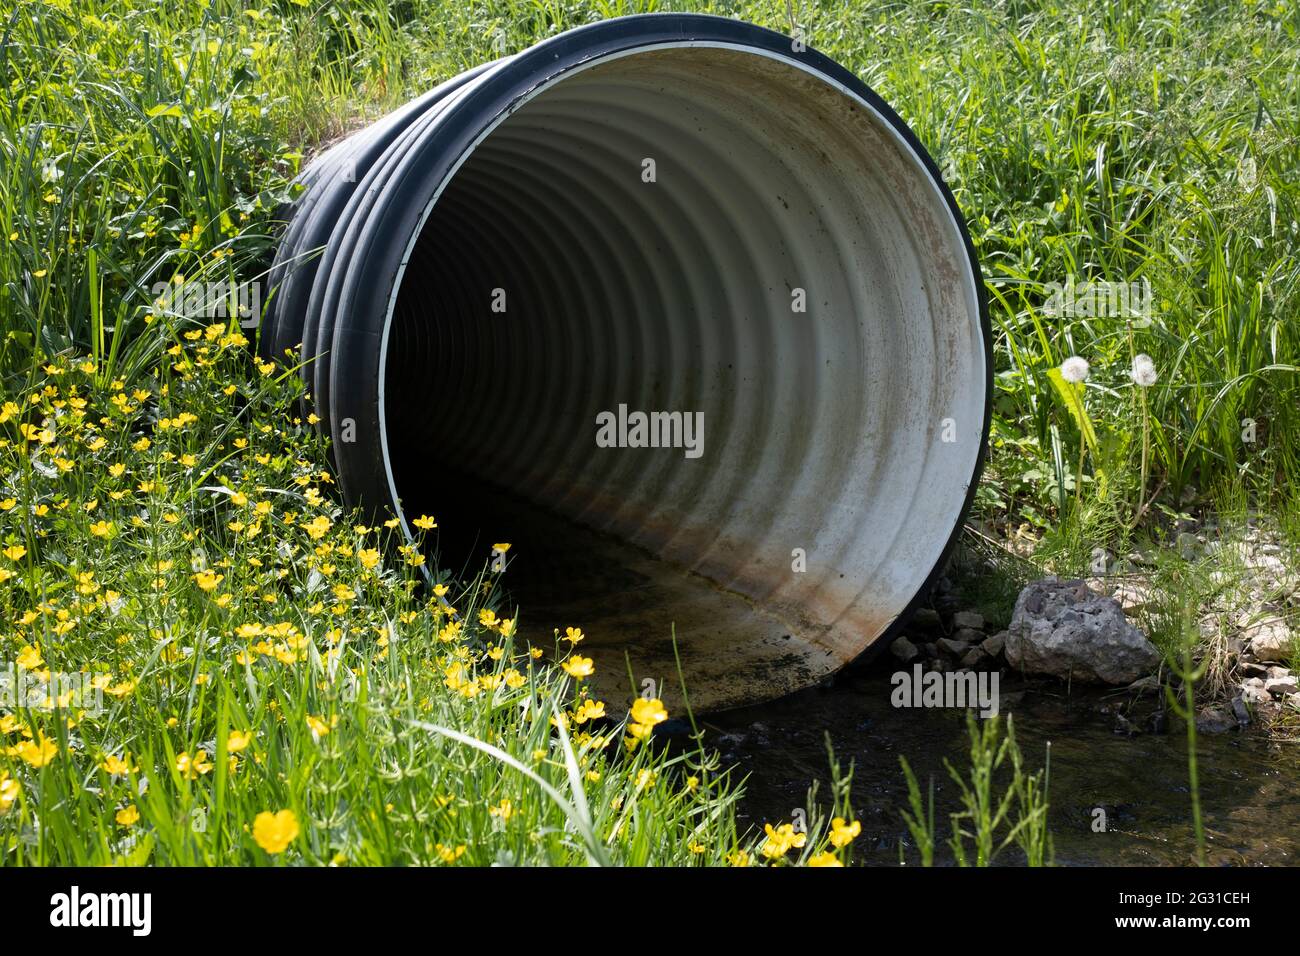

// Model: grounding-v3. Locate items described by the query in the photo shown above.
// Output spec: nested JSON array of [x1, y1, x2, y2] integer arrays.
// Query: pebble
[[889, 635, 919, 664], [936, 637, 971, 657]]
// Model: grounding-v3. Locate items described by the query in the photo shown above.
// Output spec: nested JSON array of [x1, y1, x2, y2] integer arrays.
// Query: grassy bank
[[0, 334, 877, 865]]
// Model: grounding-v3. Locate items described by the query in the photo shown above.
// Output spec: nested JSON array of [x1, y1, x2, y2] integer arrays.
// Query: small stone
[[909, 607, 943, 633], [952, 627, 984, 645], [1240, 679, 1273, 706], [981, 631, 1006, 658], [959, 647, 988, 670], [1241, 615, 1293, 662], [1113, 712, 1141, 736], [1265, 675, 1299, 697], [1195, 704, 1237, 734], [951, 610, 985, 631], [890, 635, 919, 664], [937, 637, 971, 658]]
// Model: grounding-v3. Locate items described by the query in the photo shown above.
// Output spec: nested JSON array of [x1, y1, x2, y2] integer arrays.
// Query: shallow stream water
[[709, 666, 1300, 866]]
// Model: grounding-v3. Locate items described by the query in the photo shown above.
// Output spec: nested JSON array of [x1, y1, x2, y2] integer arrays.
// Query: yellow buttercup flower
[[574, 699, 606, 724], [412, 515, 437, 531], [252, 809, 299, 854], [760, 822, 807, 860], [306, 714, 332, 738], [630, 697, 668, 727], [829, 817, 861, 848], [226, 730, 252, 753], [101, 754, 136, 776], [192, 569, 222, 592], [14, 733, 59, 768], [436, 843, 466, 862], [561, 655, 594, 679], [115, 805, 140, 827], [808, 851, 843, 867], [0, 772, 19, 813], [176, 750, 213, 780], [3, 545, 26, 561], [16, 643, 42, 671]]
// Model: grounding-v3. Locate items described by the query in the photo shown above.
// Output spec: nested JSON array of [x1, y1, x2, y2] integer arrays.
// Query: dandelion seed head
[[1131, 353, 1158, 387], [1060, 355, 1090, 383]]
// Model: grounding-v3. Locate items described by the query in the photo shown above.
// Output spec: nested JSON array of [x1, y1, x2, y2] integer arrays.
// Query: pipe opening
[[376, 46, 984, 711]]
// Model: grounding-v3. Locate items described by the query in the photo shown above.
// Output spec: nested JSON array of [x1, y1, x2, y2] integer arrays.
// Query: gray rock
[[1240, 678, 1273, 706], [951, 610, 985, 631], [952, 627, 985, 645], [1265, 675, 1299, 697], [909, 607, 944, 634], [1004, 577, 1161, 684], [936, 637, 971, 658], [1243, 615, 1294, 662], [959, 647, 989, 670], [1195, 703, 1237, 734], [980, 631, 1007, 658], [890, 635, 920, 664]]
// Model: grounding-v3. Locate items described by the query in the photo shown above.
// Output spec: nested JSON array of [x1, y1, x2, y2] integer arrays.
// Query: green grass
[[0, 341, 869, 865], [1, 0, 1298, 864]]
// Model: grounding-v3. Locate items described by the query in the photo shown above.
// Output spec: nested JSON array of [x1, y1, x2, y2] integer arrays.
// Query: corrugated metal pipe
[[261, 13, 991, 712]]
